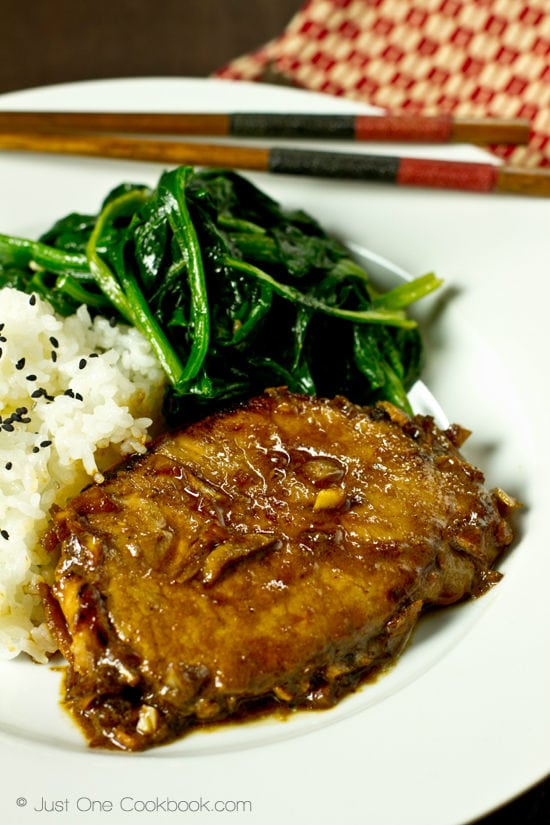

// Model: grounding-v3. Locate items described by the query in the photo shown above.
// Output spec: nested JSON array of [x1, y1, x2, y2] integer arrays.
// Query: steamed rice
[[0, 287, 166, 662]]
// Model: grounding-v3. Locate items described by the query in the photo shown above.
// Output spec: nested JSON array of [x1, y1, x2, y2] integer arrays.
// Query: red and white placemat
[[215, 0, 550, 168]]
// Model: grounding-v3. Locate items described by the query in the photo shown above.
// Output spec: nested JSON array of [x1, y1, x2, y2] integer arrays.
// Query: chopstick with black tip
[[0, 111, 532, 145], [0, 130, 548, 196]]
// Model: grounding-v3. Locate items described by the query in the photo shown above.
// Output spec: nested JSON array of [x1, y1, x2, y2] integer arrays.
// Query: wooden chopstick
[[0, 130, 548, 196], [0, 110, 532, 145]]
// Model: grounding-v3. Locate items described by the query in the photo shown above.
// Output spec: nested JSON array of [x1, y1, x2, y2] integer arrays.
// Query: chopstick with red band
[[0, 130, 548, 196], [269, 147, 548, 195], [0, 111, 532, 145]]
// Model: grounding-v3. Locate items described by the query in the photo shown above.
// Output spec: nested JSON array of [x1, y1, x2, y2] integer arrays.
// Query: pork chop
[[42, 389, 517, 750]]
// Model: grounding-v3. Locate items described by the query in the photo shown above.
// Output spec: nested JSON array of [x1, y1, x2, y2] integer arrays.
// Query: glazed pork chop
[[42, 389, 517, 750]]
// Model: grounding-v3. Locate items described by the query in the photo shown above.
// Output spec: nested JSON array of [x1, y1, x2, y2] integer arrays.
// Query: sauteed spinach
[[0, 166, 441, 419]]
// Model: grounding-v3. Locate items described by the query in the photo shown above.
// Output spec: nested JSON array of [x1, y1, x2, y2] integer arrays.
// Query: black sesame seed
[[51, 350, 57, 362], [31, 388, 45, 398], [2, 423, 14, 432], [29, 294, 37, 305], [0, 335, 6, 343], [1, 529, 9, 540], [32, 446, 40, 453], [15, 358, 25, 370], [40, 440, 52, 448], [5, 462, 12, 470], [64, 389, 75, 398], [25, 374, 37, 381], [49, 336, 59, 348], [89, 352, 99, 358], [78, 358, 87, 369], [0, 323, 4, 331], [75, 393, 83, 401]]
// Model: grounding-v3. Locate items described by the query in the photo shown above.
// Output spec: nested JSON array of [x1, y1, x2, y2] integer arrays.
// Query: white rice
[[0, 287, 166, 662]]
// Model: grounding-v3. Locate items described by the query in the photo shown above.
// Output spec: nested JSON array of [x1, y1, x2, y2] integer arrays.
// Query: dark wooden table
[[0, 0, 304, 94], [0, 2, 547, 821]]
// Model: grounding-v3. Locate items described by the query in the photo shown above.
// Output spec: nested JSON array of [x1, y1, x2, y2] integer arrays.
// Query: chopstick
[[0, 130, 548, 196], [0, 110, 532, 145]]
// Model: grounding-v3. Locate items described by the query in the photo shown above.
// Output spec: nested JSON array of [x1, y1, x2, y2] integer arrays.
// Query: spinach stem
[[86, 187, 187, 387], [0, 232, 88, 273], [160, 167, 211, 388], [85, 192, 141, 323], [223, 255, 417, 329], [373, 272, 443, 310]]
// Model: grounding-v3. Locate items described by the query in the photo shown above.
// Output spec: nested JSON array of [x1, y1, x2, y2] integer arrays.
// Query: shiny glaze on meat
[[42, 390, 517, 750]]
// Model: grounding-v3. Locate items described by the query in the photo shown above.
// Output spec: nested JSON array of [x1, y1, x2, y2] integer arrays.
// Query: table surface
[[0, 3, 547, 821], [0, 0, 304, 95]]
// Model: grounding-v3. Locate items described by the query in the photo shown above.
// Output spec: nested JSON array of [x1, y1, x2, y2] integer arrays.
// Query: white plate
[[0, 78, 548, 825]]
